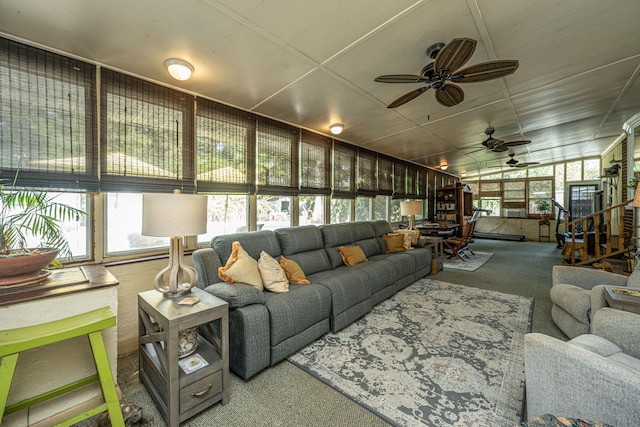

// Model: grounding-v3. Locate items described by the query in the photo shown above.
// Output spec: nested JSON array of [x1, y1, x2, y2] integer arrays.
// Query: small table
[[604, 286, 640, 315], [138, 287, 229, 427]]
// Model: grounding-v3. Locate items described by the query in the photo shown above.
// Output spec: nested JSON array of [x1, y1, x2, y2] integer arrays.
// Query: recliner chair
[[524, 308, 640, 426], [550, 265, 640, 338]]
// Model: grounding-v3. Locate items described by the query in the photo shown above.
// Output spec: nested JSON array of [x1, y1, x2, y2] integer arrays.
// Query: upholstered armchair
[[550, 265, 639, 338], [524, 308, 640, 426]]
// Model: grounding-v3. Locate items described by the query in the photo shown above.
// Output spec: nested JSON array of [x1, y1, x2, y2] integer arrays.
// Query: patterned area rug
[[444, 251, 493, 271], [288, 279, 533, 427]]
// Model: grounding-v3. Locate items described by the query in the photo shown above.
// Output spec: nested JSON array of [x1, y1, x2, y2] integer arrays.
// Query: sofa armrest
[[524, 332, 640, 426], [552, 265, 628, 290], [193, 248, 223, 290], [589, 284, 607, 320], [592, 307, 640, 359]]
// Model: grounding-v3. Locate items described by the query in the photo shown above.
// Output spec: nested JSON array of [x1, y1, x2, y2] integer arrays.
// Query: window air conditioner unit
[[503, 208, 525, 218]]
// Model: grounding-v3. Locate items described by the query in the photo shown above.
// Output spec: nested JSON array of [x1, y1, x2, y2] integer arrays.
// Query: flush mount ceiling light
[[329, 123, 344, 135], [164, 58, 194, 81], [441, 164, 448, 170]]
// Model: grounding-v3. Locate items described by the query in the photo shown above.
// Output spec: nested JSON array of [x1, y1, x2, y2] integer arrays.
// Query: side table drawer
[[180, 370, 222, 414]]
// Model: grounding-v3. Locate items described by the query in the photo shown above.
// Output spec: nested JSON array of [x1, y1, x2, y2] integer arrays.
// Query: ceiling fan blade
[[387, 86, 429, 108], [503, 139, 531, 147], [374, 74, 430, 84], [434, 38, 477, 74], [455, 60, 519, 83], [435, 83, 464, 107], [516, 162, 540, 168]]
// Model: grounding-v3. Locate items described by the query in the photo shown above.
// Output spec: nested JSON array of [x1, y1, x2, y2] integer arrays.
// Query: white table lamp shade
[[401, 200, 423, 230], [400, 200, 423, 216], [142, 192, 208, 297], [142, 193, 207, 237]]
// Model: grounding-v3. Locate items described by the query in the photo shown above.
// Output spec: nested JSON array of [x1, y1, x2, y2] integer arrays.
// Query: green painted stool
[[0, 306, 124, 426]]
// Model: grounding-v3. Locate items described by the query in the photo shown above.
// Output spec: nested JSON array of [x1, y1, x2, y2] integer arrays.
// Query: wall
[[475, 217, 559, 242]]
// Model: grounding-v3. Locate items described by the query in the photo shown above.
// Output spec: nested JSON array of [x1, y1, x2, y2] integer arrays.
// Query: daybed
[[193, 220, 432, 379]]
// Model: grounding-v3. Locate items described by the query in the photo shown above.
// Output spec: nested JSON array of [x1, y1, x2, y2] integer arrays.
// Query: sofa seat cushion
[[307, 268, 372, 316], [569, 334, 622, 357], [569, 334, 640, 371], [402, 247, 431, 271], [369, 252, 416, 281], [550, 284, 591, 323], [204, 282, 267, 309], [265, 284, 331, 346], [350, 259, 395, 295]]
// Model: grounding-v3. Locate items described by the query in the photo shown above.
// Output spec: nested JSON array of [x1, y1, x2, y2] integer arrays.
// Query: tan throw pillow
[[218, 241, 264, 291], [280, 256, 310, 285], [394, 229, 420, 248], [382, 233, 407, 253], [338, 245, 368, 267], [258, 251, 289, 293]]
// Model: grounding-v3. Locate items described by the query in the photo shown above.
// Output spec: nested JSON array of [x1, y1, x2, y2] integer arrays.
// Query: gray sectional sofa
[[193, 220, 433, 379]]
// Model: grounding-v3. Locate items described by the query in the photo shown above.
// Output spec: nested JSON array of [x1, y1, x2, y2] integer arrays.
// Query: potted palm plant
[[0, 171, 85, 285], [536, 199, 552, 222]]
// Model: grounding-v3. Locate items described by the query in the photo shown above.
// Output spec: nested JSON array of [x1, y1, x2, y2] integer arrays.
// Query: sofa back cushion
[[320, 223, 355, 269], [371, 220, 393, 237], [211, 230, 281, 263], [350, 221, 375, 241], [356, 237, 384, 257], [275, 225, 332, 275]]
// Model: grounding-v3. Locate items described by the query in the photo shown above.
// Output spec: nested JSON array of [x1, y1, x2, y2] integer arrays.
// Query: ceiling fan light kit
[[374, 37, 519, 108]]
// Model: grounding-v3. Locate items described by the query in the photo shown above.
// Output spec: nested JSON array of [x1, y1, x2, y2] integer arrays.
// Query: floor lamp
[[400, 200, 423, 230], [142, 191, 208, 298]]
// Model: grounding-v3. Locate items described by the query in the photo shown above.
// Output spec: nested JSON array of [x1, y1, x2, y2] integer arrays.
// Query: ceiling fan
[[482, 127, 531, 152], [507, 152, 539, 168], [374, 37, 519, 108]]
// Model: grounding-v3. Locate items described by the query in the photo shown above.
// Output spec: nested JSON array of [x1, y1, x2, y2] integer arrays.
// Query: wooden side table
[[539, 221, 550, 242], [420, 236, 444, 274], [138, 287, 229, 427], [603, 286, 640, 315]]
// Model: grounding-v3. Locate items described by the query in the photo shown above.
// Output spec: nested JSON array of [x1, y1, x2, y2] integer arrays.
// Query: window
[[100, 69, 195, 193], [300, 130, 331, 195], [529, 179, 554, 216], [566, 161, 582, 181], [377, 156, 394, 196], [257, 117, 298, 194], [374, 195, 388, 220], [299, 195, 325, 225], [106, 193, 169, 254], [355, 196, 372, 221], [199, 194, 248, 243], [356, 148, 377, 197], [0, 37, 98, 190], [330, 198, 352, 223], [393, 160, 407, 198], [583, 159, 601, 180], [503, 180, 526, 210], [257, 195, 291, 230], [333, 141, 357, 199], [2, 190, 89, 260], [390, 199, 401, 222], [196, 98, 256, 193]]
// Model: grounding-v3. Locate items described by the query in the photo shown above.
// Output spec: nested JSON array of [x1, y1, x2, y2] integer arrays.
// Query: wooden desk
[[604, 286, 640, 315], [416, 223, 459, 237]]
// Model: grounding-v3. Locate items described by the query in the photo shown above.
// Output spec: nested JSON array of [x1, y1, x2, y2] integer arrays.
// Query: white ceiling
[[1, 0, 639, 177]]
